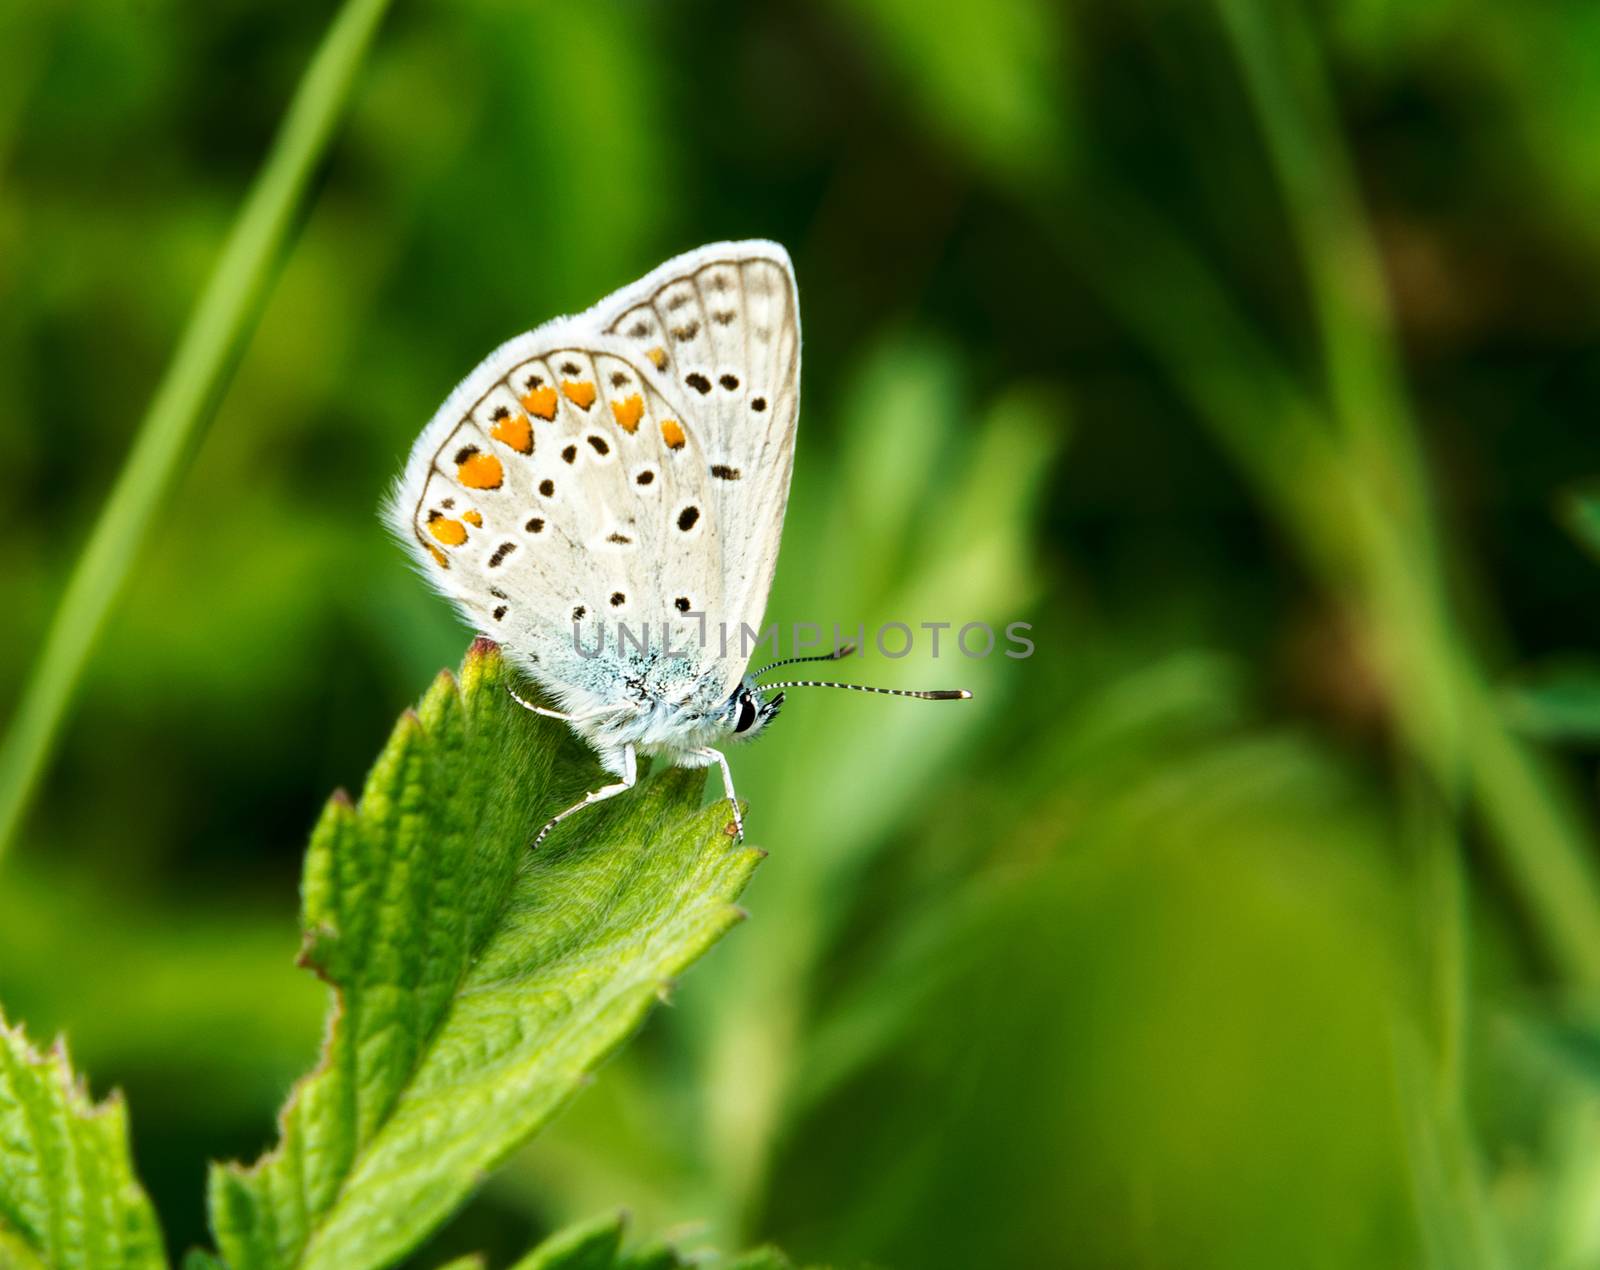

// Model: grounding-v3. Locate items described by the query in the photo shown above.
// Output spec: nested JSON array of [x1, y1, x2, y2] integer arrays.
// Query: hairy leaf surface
[[209, 640, 760, 1270], [0, 1015, 165, 1269]]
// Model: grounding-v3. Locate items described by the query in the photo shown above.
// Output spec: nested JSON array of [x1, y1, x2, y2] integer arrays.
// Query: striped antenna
[[754, 643, 858, 678], [757, 679, 971, 701]]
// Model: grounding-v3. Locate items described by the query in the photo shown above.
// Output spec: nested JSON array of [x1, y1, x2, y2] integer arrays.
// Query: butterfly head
[[725, 679, 785, 743], [717, 643, 973, 747]]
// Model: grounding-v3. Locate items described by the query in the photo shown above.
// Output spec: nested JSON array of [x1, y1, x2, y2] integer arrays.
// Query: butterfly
[[387, 240, 968, 847]]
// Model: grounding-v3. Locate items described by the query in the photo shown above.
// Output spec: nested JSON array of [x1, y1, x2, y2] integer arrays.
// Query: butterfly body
[[552, 669, 774, 771]]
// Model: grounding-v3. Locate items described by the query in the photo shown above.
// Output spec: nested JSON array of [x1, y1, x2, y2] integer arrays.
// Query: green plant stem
[[1214, 0, 1433, 549], [1212, 0, 1458, 787], [1027, 36, 1600, 988], [0, 0, 393, 862], [1211, 0, 1600, 987]]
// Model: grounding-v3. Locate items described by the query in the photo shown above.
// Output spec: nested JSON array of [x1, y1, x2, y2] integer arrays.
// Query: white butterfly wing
[[592, 241, 801, 696], [386, 240, 799, 713]]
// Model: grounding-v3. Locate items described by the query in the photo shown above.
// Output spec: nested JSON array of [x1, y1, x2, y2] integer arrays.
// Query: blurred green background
[[5, 1, 1600, 1266]]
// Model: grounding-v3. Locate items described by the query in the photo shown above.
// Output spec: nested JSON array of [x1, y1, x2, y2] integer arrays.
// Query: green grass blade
[[1218, 0, 1600, 984], [0, 0, 394, 863], [205, 641, 762, 1270], [1214, 0, 1432, 539], [0, 1013, 166, 1269]]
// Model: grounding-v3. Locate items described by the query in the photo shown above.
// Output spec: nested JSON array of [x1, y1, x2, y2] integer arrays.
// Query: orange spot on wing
[[521, 386, 558, 420], [646, 346, 667, 370], [428, 544, 449, 568], [660, 419, 686, 450], [562, 380, 597, 410], [462, 510, 483, 527], [611, 394, 644, 433], [457, 452, 504, 489], [490, 411, 533, 453], [428, 514, 468, 546]]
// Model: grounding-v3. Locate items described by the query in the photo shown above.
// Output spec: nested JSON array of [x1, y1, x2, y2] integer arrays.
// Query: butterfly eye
[[734, 695, 759, 734]]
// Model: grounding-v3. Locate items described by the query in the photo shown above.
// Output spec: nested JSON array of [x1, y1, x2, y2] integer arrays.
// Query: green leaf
[[614, 1245, 688, 1270], [507, 1211, 625, 1270], [1502, 660, 1600, 742], [1562, 489, 1600, 561], [713, 1249, 796, 1270], [0, 1013, 165, 1269], [505, 1212, 802, 1270], [207, 640, 762, 1270]]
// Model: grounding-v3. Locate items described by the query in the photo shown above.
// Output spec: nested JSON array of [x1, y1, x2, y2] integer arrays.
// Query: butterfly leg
[[507, 683, 575, 721], [532, 742, 637, 850], [690, 747, 744, 842]]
